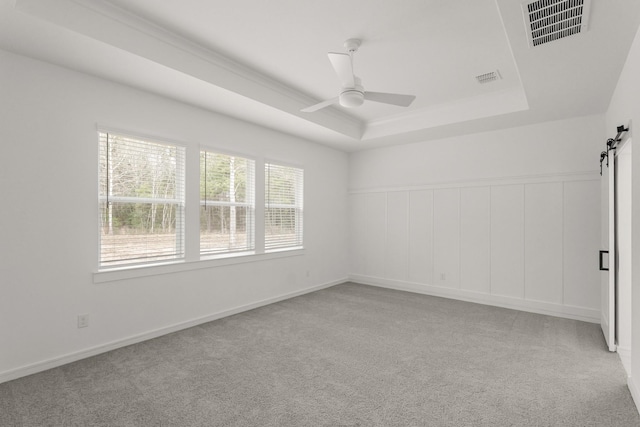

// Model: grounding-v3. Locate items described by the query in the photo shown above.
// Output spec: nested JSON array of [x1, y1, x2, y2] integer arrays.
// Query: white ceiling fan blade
[[301, 97, 339, 113], [364, 92, 416, 107], [328, 53, 355, 88]]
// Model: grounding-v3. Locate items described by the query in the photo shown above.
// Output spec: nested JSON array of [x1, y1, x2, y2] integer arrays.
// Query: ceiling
[[1, 0, 639, 151]]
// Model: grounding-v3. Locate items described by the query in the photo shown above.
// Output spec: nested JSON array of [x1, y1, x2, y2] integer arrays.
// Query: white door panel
[[601, 144, 616, 352]]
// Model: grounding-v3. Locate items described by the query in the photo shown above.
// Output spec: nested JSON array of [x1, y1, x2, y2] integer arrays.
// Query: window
[[98, 132, 185, 267], [200, 150, 255, 255], [265, 163, 304, 250], [96, 129, 304, 276]]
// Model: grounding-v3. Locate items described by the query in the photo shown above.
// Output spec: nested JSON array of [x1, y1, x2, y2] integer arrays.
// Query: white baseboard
[[628, 376, 640, 416], [0, 278, 347, 385], [349, 274, 600, 323], [618, 346, 632, 377]]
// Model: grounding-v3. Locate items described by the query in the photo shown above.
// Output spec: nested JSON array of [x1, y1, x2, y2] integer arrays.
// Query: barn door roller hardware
[[600, 125, 629, 175]]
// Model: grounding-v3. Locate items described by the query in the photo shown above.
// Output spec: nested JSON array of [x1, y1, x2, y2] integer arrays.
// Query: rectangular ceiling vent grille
[[523, 0, 591, 47], [476, 71, 501, 84]]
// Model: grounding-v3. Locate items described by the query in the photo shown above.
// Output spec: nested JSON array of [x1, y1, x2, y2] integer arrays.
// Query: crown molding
[[15, 0, 364, 139]]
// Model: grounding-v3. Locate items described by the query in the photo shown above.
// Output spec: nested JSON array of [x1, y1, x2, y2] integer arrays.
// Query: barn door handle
[[599, 250, 609, 271]]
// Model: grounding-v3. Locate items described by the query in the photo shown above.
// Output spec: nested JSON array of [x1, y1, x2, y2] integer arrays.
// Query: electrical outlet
[[306, 270, 310, 278], [440, 273, 446, 280], [77, 314, 89, 328]]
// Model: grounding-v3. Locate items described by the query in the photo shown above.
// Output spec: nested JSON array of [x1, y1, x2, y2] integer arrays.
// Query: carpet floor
[[1, 282, 639, 426]]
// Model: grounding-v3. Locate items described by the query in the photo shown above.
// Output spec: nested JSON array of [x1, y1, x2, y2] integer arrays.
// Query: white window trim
[[95, 126, 306, 280]]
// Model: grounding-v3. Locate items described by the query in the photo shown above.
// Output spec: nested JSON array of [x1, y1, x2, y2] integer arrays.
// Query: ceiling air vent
[[523, 0, 591, 48], [476, 70, 502, 84]]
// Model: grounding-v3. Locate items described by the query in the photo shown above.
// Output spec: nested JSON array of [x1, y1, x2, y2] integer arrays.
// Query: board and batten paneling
[[408, 190, 434, 284], [348, 174, 600, 322], [460, 187, 491, 294], [433, 188, 460, 288], [349, 192, 368, 275], [563, 180, 600, 310], [386, 192, 409, 281], [524, 182, 564, 304], [490, 185, 525, 299], [365, 193, 387, 278]]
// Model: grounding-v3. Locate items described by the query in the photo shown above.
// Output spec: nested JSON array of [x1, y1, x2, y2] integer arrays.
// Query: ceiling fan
[[301, 39, 416, 113]]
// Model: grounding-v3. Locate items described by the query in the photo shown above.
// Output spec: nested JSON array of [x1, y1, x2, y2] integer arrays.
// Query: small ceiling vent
[[476, 70, 502, 84], [523, 0, 591, 48]]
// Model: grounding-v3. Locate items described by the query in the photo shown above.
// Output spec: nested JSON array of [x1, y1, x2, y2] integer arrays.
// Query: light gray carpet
[[1, 282, 639, 426]]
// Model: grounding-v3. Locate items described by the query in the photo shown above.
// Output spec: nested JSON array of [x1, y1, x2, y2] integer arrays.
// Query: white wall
[[606, 23, 640, 411], [350, 117, 604, 191], [0, 49, 349, 382], [349, 116, 604, 322]]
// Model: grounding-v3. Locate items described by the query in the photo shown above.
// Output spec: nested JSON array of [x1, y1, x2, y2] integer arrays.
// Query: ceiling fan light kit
[[340, 89, 365, 108], [302, 38, 416, 113]]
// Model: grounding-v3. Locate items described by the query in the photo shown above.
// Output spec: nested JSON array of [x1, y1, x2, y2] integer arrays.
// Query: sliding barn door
[[601, 149, 616, 352]]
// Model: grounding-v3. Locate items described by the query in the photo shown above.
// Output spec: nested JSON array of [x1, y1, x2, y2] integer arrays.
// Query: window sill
[[93, 248, 305, 284]]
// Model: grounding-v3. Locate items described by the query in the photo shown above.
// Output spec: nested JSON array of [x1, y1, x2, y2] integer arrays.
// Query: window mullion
[[184, 144, 201, 262], [255, 158, 265, 254]]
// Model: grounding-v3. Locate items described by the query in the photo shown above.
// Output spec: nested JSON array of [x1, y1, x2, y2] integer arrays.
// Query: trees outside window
[[98, 132, 185, 267], [200, 151, 255, 255], [98, 131, 302, 270]]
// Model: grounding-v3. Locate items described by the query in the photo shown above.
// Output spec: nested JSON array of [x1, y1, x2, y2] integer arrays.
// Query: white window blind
[[265, 163, 303, 251], [200, 151, 255, 255], [98, 132, 185, 267]]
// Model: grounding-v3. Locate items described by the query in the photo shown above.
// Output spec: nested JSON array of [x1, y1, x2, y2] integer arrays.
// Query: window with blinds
[[265, 163, 303, 251], [98, 132, 185, 267], [200, 150, 255, 255]]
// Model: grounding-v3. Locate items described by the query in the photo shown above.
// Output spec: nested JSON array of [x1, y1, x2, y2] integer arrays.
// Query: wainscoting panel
[[524, 182, 564, 304], [349, 172, 601, 322], [490, 184, 525, 299], [433, 188, 461, 288], [365, 193, 387, 278], [408, 190, 434, 284], [386, 191, 409, 281], [349, 192, 367, 275], [460, 187, 491, 294], [563, 180, 600, 310]]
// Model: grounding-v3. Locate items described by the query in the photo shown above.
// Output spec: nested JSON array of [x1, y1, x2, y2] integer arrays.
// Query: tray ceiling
[[1, 0, 640, 151]]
